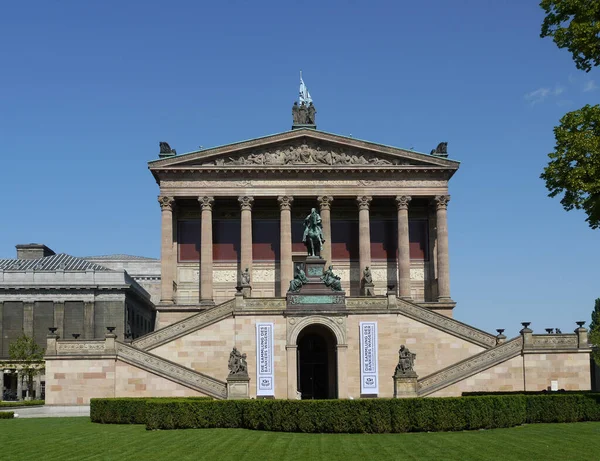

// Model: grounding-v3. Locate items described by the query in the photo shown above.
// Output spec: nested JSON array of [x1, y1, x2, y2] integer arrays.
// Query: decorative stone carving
[[228, 347, 248, 376], [395, 195, 412, 211], [418, 337, 523, 396], [317, 195, 333, 210], [530, 335, 578, 349], [277, 195, 294, 211], [56, 341, 106, 353], [200, 141, 409, 167], [356, 195, 372, 210], [292, 101, 316, 125], [394, 345, 416, 376], [198, 196, 214, 210], [434, 195, 450, 210], [238, 196, 254, 211], [158, 196, 175, 211], [410, 268, 425, 281]]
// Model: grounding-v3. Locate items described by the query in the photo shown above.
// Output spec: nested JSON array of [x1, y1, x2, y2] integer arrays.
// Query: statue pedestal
[[393, 372, 418, 398], [240, 284, 251, 298], [286, 257, 345, 310], [362, 282, 375, 297], [227, 374, 250, 400]]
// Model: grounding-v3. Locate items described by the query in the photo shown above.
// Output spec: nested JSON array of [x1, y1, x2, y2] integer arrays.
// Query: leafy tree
[[540, 105, 600, 229], [591, 298, 600, 331], [540, 0, 600, 73], [8, 334, 45, 400], [540, 1, 600, 228]]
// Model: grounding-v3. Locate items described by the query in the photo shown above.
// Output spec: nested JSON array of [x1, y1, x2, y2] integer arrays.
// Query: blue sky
[[1, 1, 598, 336]]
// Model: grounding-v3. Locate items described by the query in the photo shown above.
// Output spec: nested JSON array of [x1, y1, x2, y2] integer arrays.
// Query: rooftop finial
[[292, 71, 316, 129]]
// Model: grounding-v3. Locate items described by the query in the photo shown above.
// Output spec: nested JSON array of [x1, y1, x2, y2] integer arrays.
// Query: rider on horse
[[302, 208, 325, 256]]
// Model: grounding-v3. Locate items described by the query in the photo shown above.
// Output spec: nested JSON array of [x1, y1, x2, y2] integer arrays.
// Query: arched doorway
[[297, 324, 337, 399]]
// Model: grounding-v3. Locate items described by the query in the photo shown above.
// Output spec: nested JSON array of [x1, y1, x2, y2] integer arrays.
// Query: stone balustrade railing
[[116, 343, 227, 399], [418, 336, 524, 396], [133, 299, 236, 351], [528, 334, 579, 349]]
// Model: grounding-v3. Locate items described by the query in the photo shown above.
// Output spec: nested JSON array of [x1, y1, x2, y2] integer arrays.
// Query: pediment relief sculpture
[[200, 141, 415, 167]]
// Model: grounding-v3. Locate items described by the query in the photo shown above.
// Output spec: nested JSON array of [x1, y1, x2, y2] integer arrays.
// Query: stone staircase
[[116, 342, 227, 399], [417, 336, 524, 396], [133, 299, 236, 351]]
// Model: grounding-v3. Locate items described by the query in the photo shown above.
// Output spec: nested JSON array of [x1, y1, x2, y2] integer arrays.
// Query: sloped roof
[[149, 128, 459, 171], [81, 254, 158, 261], [0, 253, 112, 272]]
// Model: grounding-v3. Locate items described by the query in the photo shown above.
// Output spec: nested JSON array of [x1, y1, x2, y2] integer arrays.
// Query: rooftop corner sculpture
[[430, 142, 447, 157], [302, 208, 325, 257], [228, 347, 248, 376], [394, 345, 416, 376], [159, 141, 176, 155]]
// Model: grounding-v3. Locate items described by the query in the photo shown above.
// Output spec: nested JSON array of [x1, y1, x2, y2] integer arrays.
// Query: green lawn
[[1, 418, 600, 461]]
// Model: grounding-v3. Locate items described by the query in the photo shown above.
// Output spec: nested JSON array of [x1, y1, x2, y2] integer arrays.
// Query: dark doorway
[[297, 324, 337, 399]]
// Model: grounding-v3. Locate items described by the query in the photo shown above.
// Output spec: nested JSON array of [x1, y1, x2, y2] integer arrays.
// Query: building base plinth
[[227, 375, 250, 400]]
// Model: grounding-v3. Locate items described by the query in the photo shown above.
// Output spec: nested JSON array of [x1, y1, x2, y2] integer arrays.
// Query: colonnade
[[158, 195, 452, 304]]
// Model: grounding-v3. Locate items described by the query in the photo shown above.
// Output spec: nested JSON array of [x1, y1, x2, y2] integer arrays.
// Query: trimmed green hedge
[[0, 411, 15, 419], [90, 397, 212, 425], [143, 396, 528, 433], [0, 400, 45, 407], [91, 394, 600, 433]]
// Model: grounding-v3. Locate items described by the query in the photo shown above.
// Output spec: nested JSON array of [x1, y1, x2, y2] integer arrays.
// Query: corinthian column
[[158, 196, 175, 304], [238, 196, 254, 282], [318, 196, 333, 264], [278, 196, 293, 296], [356, 196, 372, 294], [435, 195, 452, 301], [199, 196, 215, 305], [396, 195, 412, 299]]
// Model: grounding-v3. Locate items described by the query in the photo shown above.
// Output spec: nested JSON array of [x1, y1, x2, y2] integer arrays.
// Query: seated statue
[[321, 265, 342, 291], [240, 267, 250, 286], [395, 345, 416, 375], [289, 268, 308, 292]]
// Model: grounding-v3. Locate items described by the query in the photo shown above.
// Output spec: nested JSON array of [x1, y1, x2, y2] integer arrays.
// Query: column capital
[[395, 195, 412, 211], [198, 196, 215, 211], [434, 195, 451, 210], [238, 196, 254, 211], [158, 196, 175, 211], [356, 195, 372, 210], [317, 195, 334, 210], [278, 195, 294, 211]]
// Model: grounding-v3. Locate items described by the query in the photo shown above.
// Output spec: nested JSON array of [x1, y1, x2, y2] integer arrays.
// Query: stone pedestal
[[241, 284, 251, 298], [393, 372, 418, 398], [227, 374, 250, 400], [286, 257, 345, 310]]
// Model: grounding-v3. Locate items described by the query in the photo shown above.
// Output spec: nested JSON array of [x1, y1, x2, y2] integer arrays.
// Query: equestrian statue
[[302, 208, 325, 257]]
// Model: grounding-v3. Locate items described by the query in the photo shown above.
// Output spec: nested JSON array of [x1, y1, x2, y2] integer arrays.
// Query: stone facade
[[41, 127, 593, 404]]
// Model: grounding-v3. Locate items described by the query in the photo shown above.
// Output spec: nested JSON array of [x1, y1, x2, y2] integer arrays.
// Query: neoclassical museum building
[[43, 94, 592, 403]]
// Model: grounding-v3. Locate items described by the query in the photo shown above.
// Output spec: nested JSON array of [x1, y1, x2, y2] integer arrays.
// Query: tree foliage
[[540, 105, 600, 228], [540, 0, 600, 72], [8, 333, 45, 398], [591, 298, 600, 365]]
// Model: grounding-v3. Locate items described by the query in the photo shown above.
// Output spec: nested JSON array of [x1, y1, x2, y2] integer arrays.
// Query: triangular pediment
[[149, 129, 459, 171]]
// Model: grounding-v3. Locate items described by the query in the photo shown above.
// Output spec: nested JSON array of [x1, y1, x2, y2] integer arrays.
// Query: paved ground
[[0, 405, 90, 418]]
